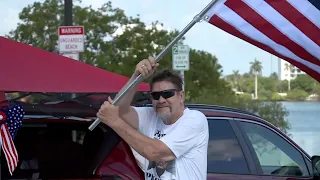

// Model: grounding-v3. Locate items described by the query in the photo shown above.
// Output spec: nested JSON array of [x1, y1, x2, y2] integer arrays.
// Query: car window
[[305, 156, 314, 176], [207, 119, 250, 174], [239, 121, 310, 177]]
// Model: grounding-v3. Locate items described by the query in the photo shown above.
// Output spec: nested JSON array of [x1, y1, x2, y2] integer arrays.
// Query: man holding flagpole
[[97, 57, 209, 180]]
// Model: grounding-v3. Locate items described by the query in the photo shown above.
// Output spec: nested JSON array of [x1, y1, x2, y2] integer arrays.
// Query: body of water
[[281, 101, 320, 156]]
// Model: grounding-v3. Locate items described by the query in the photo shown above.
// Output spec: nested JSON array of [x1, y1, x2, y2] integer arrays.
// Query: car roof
[[138, 103, 264, 122]]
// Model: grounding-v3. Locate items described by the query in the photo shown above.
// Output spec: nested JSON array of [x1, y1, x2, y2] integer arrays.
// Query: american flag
[[204, 0, 320, 82], [0, 103, 24, 175]]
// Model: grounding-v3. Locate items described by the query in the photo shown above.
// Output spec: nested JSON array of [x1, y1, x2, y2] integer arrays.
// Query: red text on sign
[[59, 26, 84, 35]]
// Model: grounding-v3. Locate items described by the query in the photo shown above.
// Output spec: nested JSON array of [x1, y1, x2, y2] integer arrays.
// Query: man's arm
[[112, 58, 158, 129], [111, 117, 176, 162], [113, 74, 140, 129]]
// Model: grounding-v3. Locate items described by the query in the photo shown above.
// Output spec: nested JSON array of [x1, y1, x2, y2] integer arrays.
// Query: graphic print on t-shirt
[[145, 130, 176, 180]]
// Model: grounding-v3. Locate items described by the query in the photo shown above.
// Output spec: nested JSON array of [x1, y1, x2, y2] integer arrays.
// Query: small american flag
[[0, 103, 24, 175]]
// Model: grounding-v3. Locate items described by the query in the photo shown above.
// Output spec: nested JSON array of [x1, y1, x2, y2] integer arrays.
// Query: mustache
[[156, 106, 172, 113], [156, 105, 170, 108]]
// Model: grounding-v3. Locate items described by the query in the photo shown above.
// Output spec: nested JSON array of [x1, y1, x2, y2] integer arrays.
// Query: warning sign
[[58, 26, 84, 53]]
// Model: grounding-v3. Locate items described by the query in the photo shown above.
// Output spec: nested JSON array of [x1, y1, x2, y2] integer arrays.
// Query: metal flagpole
[[88, 0, 220, 131]]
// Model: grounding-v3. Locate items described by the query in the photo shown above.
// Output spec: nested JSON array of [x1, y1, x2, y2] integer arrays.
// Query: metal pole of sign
[[181, 71, 185, 91], [88, 0, 220, 131]]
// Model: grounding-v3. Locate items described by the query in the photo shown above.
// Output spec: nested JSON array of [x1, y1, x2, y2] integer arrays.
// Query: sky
[[0, 0, 279, 76]]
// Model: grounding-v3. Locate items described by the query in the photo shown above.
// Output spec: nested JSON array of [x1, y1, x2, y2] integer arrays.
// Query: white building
[[278, 58, 305, 81]]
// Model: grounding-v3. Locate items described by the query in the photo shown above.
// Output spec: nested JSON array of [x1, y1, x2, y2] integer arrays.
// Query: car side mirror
[[312, 156, 320, 180]]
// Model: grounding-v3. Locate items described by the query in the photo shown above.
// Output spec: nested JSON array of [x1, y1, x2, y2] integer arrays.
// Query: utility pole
[[63, 0, 76, 101], [64, 0, 73, 26], [65, 0, 77, 141]]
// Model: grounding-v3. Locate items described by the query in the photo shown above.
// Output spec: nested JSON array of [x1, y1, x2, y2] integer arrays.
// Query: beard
[[156, 107, 172, 124], [158, 112, 171, 124]]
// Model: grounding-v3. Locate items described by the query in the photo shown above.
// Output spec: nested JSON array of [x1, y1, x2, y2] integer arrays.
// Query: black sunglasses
[[150, 89, 178, 100]]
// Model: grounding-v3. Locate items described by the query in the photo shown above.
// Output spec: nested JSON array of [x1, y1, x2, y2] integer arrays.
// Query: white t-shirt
[[132, 106, 209, 180]]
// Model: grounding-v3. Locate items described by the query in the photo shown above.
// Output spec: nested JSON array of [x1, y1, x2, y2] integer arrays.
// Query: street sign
[[62, 52, 79, 61], [58, 26, 84, 53], [172, 44, 190, 70]]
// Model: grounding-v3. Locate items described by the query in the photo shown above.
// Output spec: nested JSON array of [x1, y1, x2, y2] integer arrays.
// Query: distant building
[[278, 58, 305, 81]]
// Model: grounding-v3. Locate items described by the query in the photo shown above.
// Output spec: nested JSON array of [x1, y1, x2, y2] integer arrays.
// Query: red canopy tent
[[0, 36, 150, 93], [0, 37, 151, 177]]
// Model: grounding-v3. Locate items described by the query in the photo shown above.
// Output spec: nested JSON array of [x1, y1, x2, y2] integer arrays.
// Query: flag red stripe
[[3, 124, 18, 174], [1, 128, 14, 173], [209, 15, 320, 82], [265, 0, 320, 47], [0, 126, 14, 174], [224, 0, 320, 66], [0, 131, 13, 173], [4, 124, 18, 160], [1, 124, 18, 174], [2, 127, 16, 174]]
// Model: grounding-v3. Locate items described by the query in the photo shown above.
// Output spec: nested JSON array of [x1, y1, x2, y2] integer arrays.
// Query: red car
[[1, 97, 320, 180]]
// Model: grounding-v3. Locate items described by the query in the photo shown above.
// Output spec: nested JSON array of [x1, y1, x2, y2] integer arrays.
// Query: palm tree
[[270, 72, 278, 80], [249, 59, 263, 99], [232, 70, 240, 91], [284, 63, 294, 91]]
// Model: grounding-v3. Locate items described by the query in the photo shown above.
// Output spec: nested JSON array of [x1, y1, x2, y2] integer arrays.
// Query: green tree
[[290, 74, 318, 94], [224, 70, 242, 91], [287, 89, 309, 101], [234, 99, 290, 133], [7, 0, 135, 71], [260, 77, 277, 93], [243, 72, 251, 78], [270, 72, 278, 80], [241, 77, 255, 93], [312, 84, 320, 95], [232, 70, 241, 91], [249, 59, 263, 99], [7, 0, 64, 51], [277, 80, 288, 93]]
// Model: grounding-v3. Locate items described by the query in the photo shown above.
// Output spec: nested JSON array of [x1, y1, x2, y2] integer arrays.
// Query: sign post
[[172, 44, 190, 91], [58, 26, 85, 60], [62, 53, 79, 60]]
